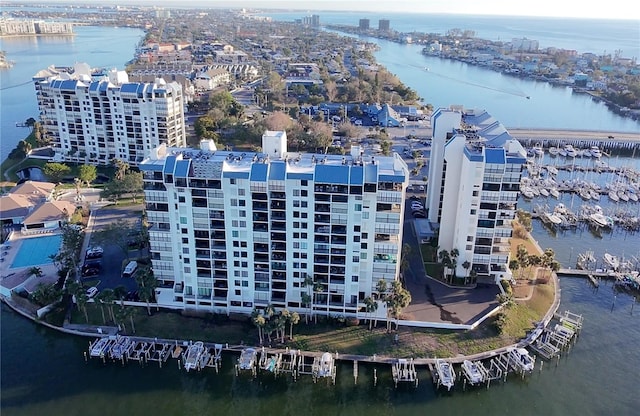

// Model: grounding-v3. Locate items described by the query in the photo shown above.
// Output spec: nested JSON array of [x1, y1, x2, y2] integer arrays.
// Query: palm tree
[[438, 249, 451, 282], [301, 292, 311, 324], [363, 296, 377, 329], [28, 266, 44, 279], [99, 288, 116, 323], [136, 266, 158, 316], [289, 311, 300, 340], [312, 282, 324, 323], [388, 280, 412, 331], [95, 291, 109, 324], [113, 285, 127, 306], [301, 275, 314, 323], [462, 260, 471, 285], [400, 243, 411, 281], [516, 244, 529, 279], [67, 281, 89, 323], [375, 279, 388, 329], [450, 248, 460, 283], [251, 308, 266, 345], [280, 309, 291, 342]]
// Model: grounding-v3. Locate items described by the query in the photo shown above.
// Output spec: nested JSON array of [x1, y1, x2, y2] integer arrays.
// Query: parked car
[[412, 211, 426, 218], [411, 201, 424, 210], [354, 119, 363, 126], [82, 267, 100, 277], [86, 246, 103, 259], [85, 287, 99, 298]]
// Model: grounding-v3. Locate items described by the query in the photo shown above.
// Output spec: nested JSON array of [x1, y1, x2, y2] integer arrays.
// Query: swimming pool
[[10, 234, 63, 268]]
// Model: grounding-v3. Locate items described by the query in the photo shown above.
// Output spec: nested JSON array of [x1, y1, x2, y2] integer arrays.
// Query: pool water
[[10, 235, 63, 268]]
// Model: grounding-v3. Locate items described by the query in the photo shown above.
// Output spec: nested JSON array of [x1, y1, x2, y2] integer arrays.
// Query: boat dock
[[83, 310, 584, 393]]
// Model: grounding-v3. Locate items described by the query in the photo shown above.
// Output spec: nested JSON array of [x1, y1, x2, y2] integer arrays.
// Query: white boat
[[461, 360, 485, 385], [548, 146, 559, 156], [564, 144, 577, 158], [609, 190, 620, 202], [543, 212, 563, 226], [603, 253, 620, 270], [316, 352, 335, 378], [90, 337, 111, 357], [435, 359, 455, 391], [589, 213, 611, 228], [109, 336, 133, 360], [628, 191, 638, 202], [546, 165, 558, 176], [590, 145, 602, 158], [550, 188, 560, 199], [618, 190, 629, 202], [532, 144, 544, 156], [589, 189, 600, 201], [508, 348, 535, 372], [521, 187, 535, 199], [184, 341, 206, 372], [578, 189, 591, 200], [238, 347, 258, 371], [539, 187, 550, 197]]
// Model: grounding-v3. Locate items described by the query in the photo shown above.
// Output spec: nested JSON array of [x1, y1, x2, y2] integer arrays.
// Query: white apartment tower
[[140, 132, 410, 317], [33, 63, 186, 166], [427, 107, 526, 284]]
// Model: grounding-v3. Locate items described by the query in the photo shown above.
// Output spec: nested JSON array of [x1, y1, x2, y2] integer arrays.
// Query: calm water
[[2, 277, 639, 416]]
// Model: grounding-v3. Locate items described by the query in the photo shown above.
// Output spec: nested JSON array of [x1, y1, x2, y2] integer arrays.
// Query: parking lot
[[81, 205, 146, 299]]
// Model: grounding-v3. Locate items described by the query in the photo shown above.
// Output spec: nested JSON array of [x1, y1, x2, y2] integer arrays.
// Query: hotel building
[[33, 63, 186, 166], [140, 132, 410, 316], [427, 107, 527, 284]]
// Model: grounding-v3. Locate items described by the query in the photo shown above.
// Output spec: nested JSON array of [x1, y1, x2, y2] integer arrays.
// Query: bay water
[[1, 16, 640, 415]]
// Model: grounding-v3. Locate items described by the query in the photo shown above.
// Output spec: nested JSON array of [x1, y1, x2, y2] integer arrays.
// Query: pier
[[83, 309, 584, 394]]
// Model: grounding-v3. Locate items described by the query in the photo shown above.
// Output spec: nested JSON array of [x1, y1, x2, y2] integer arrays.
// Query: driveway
[[401, 202, 500, 325]]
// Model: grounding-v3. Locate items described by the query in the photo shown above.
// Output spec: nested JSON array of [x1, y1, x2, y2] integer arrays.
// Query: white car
[[411, 201, 424, 209], [354, 119, 363, 126], [86, 287, 99, 298]]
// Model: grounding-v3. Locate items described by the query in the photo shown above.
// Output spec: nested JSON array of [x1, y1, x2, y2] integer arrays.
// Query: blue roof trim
[[379, 174, 405, 183], [174, 160, 191, 178], [506, 155, 527, 164], [463, 147, 484, 162], [364, 164, 378, 183], [120, 83, 139, 93], [315, 165, 349, 184], [223, 171, 250, 179], [287, 172, 314, 180], [163, 155, 177, 174], [485, 148, 506, 164], [139, 163, 164, 172], [250, 163, 268, 182], [268, 161, 286, 181], [350, 166, 363, 185]]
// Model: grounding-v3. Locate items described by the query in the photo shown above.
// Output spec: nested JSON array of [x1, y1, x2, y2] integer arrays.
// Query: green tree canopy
[[78, 164, 97, 186], [43, 162, 71, 183]]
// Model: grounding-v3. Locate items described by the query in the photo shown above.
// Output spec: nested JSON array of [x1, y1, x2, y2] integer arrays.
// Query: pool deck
[[0, 233, 61, 296]]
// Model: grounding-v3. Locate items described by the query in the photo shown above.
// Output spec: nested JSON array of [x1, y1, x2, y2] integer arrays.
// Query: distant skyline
[[18, 0, 640, 20]]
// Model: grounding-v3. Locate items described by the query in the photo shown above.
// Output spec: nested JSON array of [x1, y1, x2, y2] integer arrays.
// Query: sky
[[25, 0, 640, 20]]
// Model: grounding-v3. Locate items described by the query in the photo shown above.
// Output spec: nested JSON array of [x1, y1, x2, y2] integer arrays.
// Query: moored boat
[[435, 359, 455, 391], [508, 347, 535, 372], [603, 253, 620, 271], [461, 360, 485, 385], [90, 337, 112, 358], [184, 341, 206, 372]]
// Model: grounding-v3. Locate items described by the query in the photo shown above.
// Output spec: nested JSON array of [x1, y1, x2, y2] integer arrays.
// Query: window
[[235, 289, 241, 296], [360, 253, 367, 260], [354, 225, 361, 232], [235, 280, 241, 286], [231, 199, 238, 206], [361, 243, 368, 249], [362, 233, 368, 239], [230, 178, 236, 185], [238, 189, 245, 196], [294, 211, 300, 218], [472, 191, 479, 197], [232, 231, 239, 238], [351, 275, 359, 282], [182, 237, 188, 244], [301, 190, 308, 197], [293, 201, 300, 207], [470, 209, 477, 215], [352, 255, 360, 263], [182, 247, 189, 254], [353, 236, 360, 242], [294, 252, 300, 258], [184, 267, 191, 274], [293, 189, 300, 196], [294, 222, 300, 228], [233, 251, 240, 257], [183, 257, 190, 264], [355, 203, 362, 212], [181, 228, 188, 234], [239, 200, 246, 207], [301, 201, 308, 208], [178, 196, 185, 203], [241, 261, 248, 268], [301, 233, 307, 239]]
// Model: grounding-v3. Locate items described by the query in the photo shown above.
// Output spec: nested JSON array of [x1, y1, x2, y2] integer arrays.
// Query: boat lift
[[258, 347, 283, 377], [391, 358, 418, 388], [279, 349, 300, 381]]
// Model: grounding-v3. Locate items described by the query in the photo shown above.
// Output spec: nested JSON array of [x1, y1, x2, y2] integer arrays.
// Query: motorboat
[[90, 337, 112, 358], [109, 336, 133, 360], [589, 213, 612, 228], [548, 146, 559, 156], [238, 347, 258, 372], [603, 253, 620, 271], [508, 348, 535, 372], [542, 212, 563, 226], [539, 187, 550, 197], [546, 165, 558, 176], [589, 189, 600, 201], [608, 190, 620, 202], [435, 359, 455, 391], [550, 188, 560, 199], [184, 341, 206, 372], [316, 352, 335, 378], [589, 145, 602, 158], [618, 190, 630, 202], [564, 144, 577, 158], [578, 189, 591, 200], [532, 144, 544, 156], [521, 187, 535, 199], [461, 360, 485, 385]]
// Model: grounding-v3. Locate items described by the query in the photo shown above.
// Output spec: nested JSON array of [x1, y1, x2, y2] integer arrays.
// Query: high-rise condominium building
[[359, 19, 370, 30], [378, 19, 390, 31], [33, 62, 186, 166], [140, 132, 410, 317], [427, 107, 526, 284]]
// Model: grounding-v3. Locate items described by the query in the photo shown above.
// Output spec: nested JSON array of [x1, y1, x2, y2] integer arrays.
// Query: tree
[[251, 308, 266, 345], [121, 171, 143, 202], [30, 283, 61, 307], [135, 265, 157, 315], [93, 219, 136, 259], [375, 279, 388, 328], [400, 243, 411, 280], [388, 280, 412, 331], [98, 288, 116, 323], [28, 266, 43, 279], [264, 111, 294, 131], [289, 311, 300, 340], [363, 296, 378, 330], [43, 162, 71, 183], [301, 275, 314, 323], [67, 281, 89, 323], [78, 164, 97, 187], [112, 159, 129, 181], [515, 244, 529, 279], [462, 260, 471, 285]]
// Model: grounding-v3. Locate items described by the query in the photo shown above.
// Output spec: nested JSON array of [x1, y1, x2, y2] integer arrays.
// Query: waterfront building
[[0, 19, 73, 36], [378, 19, 390, 32], [359, 19, 370, 30], [427, 107, 526, 284], [33, 63, 186, 166], [140, 132, 410, 317]]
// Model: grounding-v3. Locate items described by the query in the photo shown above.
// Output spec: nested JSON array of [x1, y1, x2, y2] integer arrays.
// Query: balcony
[[253, 223, 268, 232], [314, 214, 330, 223], [270, 191, 286, 199], [272, 271, 286, 280], [271, 262, 286, 271], [253, 201, 268, 211], [314, 255, 330, 264], [271, 211, 286, 220], [271, 221, 286, 231], [373, 253, 397, 264], [254, 243, 269, 253], [253, 213, 268, 222], [315, 225, 330, 234], [271, 232, 286, 241], [331, 225, 347, 235], [271, 242, 286, 252], [315, 203, 330, 212], [270, 201, 286, 210]]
